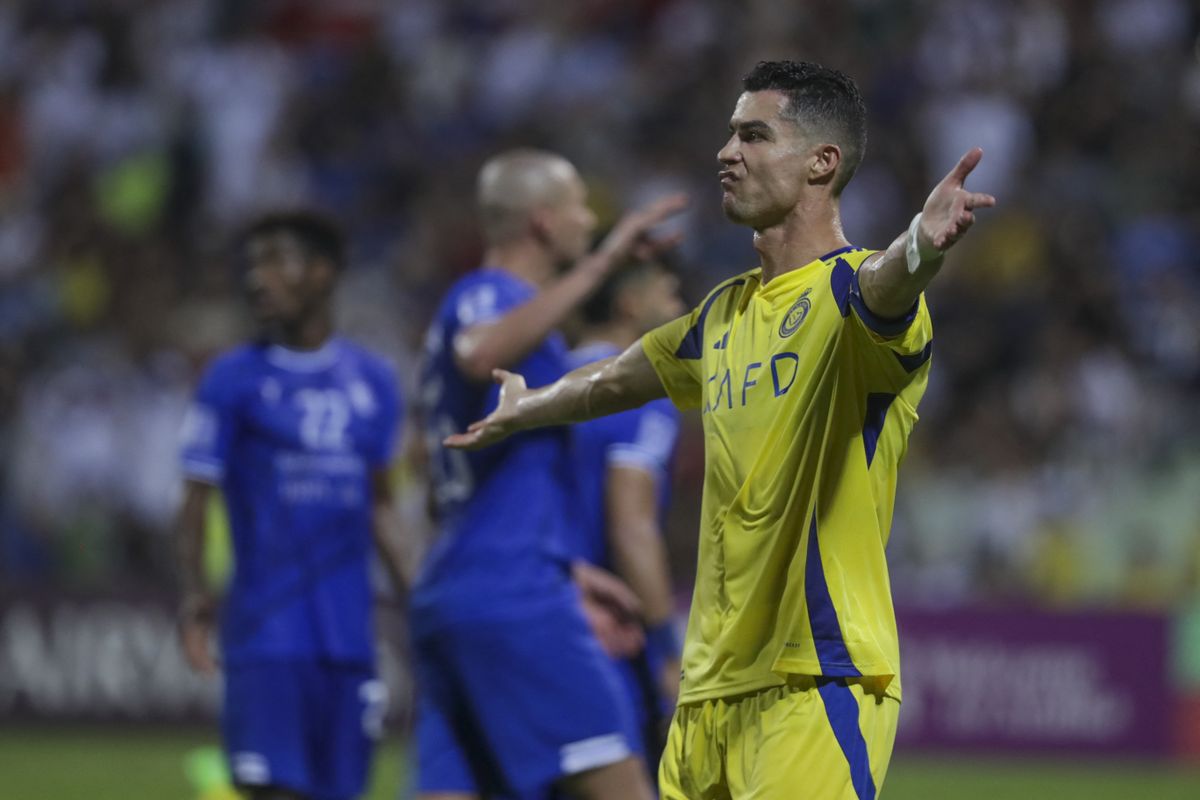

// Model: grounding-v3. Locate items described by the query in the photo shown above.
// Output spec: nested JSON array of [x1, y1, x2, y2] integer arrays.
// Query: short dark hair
[[581, 259, 667, 325], [742, 60, 867, 195], [239, 210, 347, 270]]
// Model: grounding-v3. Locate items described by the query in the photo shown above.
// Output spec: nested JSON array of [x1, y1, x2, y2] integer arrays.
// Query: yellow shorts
[[659, 677, 899, 800]]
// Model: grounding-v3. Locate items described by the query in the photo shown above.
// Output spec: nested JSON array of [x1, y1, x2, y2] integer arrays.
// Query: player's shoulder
[[819, 245, 877, 270], [335, 338, 401, 391], [199, 342, 265, 383], [335, 337, 388, 368], [823, 245, 882, 310], [442, 268, 529, 329], [698, 267, 760, 309]]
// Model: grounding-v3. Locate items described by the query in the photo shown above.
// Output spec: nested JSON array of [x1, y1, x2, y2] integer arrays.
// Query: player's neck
[[577, 322, 637, 352], [273, 311, 334, 351], [752, 198, 849, 285], [483, 239, 557, 288]]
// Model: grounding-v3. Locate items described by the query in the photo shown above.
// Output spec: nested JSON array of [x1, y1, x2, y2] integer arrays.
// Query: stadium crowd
[[1, 0, 1198, 610]]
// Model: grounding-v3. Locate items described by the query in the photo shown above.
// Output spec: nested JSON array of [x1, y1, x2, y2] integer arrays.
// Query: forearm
[[456, 255, 611, 380], [512, 342, 664, 432], [373, 511, 411, 591], [371, 474, 414, 591], [856, 220, 943, 320], [175, 482, 212, 604]]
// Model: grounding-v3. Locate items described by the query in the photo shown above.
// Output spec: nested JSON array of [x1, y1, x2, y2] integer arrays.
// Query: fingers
[[607, 193, 690, 254], [964, 191, 996, 210], [932, 211, 976, 250], [443, 430, 480, 449], [946, 147, 983, 186], [640, 192, 689, 225], [492, 369, 527, 393]]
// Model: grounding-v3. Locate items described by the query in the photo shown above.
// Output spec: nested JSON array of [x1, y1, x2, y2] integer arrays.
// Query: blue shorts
[[414, 602, 640, 798], [222, 661, 386, 800]]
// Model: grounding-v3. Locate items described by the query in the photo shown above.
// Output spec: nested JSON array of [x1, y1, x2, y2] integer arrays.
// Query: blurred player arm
[[175, 478, 218, 675], [571, 559, 644, 658], [452, 195, 686, 382], [606, 465, 681, 699], [857, 147, 996, 320], [445, 339, 666, 450], [370, 468, 415, 591]]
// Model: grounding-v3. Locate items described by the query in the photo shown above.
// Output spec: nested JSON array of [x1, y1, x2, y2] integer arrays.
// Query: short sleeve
[[180, 359, 241, 484], [829, 253, 933, 365], [362, 360, 403, 469], [606, 404, 680, 478], [641, 310, 704, 411], [849, 275, 933, 363], [849, 281, 931, 367], [454, 281, 506, 329]]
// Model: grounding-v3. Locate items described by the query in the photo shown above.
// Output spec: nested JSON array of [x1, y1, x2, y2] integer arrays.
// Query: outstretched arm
[[857, 147, 997, 320], [454, 195, 687, 382], [445, 339, 666, 450]]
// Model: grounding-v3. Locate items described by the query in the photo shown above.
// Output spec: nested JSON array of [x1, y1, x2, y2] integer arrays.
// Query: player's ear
[[809, 143, 842, 187], [528, 206, 554, 245]]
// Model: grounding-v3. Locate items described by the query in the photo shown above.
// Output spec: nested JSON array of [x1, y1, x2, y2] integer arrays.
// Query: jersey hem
[[678, 664, 902, 705]]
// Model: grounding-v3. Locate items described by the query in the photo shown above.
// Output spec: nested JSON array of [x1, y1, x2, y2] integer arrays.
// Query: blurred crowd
[[1, 0, 1199, 611]]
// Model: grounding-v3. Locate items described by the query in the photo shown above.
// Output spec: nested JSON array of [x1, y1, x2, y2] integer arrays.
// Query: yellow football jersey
[[642, 246, 932, 705]]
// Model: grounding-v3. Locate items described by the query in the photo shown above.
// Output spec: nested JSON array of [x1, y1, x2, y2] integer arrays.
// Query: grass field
[[2, 730, 1198, 800]]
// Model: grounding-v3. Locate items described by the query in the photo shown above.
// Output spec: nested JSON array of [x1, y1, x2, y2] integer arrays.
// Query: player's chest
[[240, 374, 380, 454], [700, 284, 842, 417]]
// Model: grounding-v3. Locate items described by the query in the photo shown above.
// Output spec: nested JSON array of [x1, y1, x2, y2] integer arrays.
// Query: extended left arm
[[444, 339, 666, 451], [857, 147, 997, 319]]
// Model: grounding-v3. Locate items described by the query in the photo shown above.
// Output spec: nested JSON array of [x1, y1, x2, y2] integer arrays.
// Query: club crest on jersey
[[779, 289, 812, 338]]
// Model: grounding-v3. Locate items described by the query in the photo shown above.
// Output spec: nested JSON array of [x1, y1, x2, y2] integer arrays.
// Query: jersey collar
[[756, 245, 860, 300], [265, 338, 341, 372]]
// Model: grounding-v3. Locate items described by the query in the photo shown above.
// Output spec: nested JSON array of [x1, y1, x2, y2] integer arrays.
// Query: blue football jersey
[[180, 338, 401, 664], [566, 343, 680, 568], [412, 269, 576, 630]]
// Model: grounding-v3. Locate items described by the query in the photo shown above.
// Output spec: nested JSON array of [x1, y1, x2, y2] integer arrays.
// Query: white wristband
[[904, 212, 924, 275]]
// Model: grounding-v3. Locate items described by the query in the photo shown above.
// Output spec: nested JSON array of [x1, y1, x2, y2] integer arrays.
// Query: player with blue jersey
[[412, 149, 684, 800], [176, 212, 407, 800], [446, 61, 996, 799], [567, 260, 686, 765]]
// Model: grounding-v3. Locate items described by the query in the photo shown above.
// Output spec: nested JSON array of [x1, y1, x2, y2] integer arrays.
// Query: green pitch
[[1, 729, 1197, 800]]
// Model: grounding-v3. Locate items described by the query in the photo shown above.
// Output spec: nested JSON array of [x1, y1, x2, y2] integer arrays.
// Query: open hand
[[917, 147, 997, 255], [596, 193, 689, 266], [443, 369, 529, 450]]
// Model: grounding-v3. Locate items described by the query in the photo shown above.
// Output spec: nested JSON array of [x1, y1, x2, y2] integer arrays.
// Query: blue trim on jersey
[[894, 341, 933, 373], [819, 245, 862, 261], [830, 258, 854, 317], [674, 279, 746, 359], [862, 393, 897, 468], [847, 265, 920, 337], [817, 677, 877, 800], [805, 512, 862, 676]]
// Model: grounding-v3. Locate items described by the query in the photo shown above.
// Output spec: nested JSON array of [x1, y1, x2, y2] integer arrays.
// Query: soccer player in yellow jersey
[[446, 60, 995, 799]]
